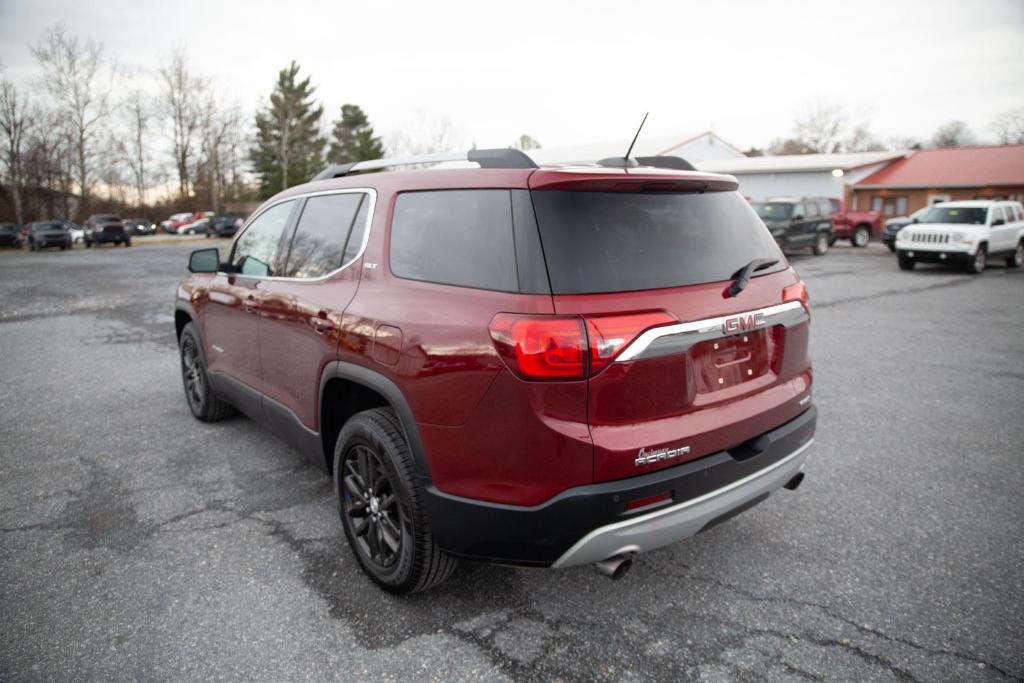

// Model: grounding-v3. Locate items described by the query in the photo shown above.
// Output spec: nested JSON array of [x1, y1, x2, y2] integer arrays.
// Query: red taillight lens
[[489, 314, 588, 380], [585, 311, 678, 374], [783, 280, 809, 310], [489, 310, 677, 381]]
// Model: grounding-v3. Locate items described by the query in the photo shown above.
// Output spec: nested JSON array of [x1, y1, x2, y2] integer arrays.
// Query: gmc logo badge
[[722, 312, 765, 334]]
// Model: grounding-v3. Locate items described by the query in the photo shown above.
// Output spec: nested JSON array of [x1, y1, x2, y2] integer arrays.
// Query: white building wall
[[731, 171, 846, 201], [664, 135, 746, 164]]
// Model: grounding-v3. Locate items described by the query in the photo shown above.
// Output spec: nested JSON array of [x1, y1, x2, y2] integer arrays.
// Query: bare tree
[[991, 107, 1024, 145], [931, 120, 976, 148], [199, 98, 242, 212], [22, 110, 74, 218], [0, 75, 34, 224], [511, 133, 541, 150], [160, 50, 206, 201], [386, 114, 465, 156], [117, 90, 150, 206], [31, 23, 112, 220], [791, 102, 846, 154]]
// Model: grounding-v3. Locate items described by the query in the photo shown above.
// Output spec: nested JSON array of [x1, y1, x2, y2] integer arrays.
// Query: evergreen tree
[[327, 104, 384, 164], [250, 61, 325, 197]]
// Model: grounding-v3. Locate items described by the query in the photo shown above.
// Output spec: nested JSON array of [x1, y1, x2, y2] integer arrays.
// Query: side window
[[991, 206, 1007, 224], [818, 200, 832, 216], [1014, 205, 1023, 222], [806, 202, 819, 218], [281, 192, 366, 279], [390, 190, 517, 292], [342, 198, 371, 264], [231, 200, 296, 277]]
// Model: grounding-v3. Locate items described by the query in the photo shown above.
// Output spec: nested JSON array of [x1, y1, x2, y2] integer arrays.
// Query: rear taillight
[[783, 280, 810, 319], [489, 311, 677, 381]]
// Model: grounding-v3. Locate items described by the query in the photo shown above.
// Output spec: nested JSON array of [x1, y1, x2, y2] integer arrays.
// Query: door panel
[[204, 274, 264, 391]]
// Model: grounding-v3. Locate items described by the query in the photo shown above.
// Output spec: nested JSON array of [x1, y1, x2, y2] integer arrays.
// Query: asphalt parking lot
[[1, 241, 1022, 681]]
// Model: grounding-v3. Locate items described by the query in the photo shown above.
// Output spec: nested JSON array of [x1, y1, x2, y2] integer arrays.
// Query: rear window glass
[[390, 190, 517, 292], [531, 190, 784, 295], [282, 192, 365, 278]]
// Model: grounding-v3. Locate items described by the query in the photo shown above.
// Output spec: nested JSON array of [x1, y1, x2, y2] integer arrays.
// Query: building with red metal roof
[[851, 145, 1024, 216]]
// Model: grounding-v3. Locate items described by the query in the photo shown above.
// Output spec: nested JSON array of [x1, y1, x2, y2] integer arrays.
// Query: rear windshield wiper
[[728, 258, 779, 297]]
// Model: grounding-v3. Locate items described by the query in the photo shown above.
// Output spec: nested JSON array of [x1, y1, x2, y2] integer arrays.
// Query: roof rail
[[312, 148, 537, 181]]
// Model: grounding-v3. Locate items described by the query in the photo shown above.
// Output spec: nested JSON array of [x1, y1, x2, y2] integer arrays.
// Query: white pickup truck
[[896, 200, 1024, 273]]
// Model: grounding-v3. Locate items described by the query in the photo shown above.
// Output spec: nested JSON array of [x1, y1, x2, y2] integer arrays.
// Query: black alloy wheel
[[341, 443, 410, 572], [180, 333, 206, 416]]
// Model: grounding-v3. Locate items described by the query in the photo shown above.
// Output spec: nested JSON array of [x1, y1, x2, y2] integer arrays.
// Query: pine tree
[[250, 61, 325, 197], [327, 104, 385, 164]]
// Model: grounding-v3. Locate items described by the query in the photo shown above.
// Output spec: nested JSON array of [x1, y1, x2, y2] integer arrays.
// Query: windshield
[[920, 206, 987, 225], [751, 202, 794, 220], [531, 190, 785, 294]]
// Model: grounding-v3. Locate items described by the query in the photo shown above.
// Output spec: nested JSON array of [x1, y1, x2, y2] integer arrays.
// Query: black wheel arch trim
[[319, 361, 432, 482]]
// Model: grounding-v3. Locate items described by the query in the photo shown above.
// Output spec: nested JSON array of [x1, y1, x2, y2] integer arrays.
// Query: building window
[[872, 195, 908, 216]]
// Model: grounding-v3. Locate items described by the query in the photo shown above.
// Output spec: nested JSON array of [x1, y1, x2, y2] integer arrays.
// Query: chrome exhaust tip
[[783, 471, 805, 491], [594, 554, 634, 580]]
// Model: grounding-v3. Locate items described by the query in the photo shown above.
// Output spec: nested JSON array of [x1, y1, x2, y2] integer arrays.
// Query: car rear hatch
[[527, 168, 813, 483]]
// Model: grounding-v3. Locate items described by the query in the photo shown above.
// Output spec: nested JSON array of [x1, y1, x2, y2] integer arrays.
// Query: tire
[[1006, 241, 1023, 268], [886, 243, 896, 253], [852, 225, 871, 248], [124, 240, 132, 247], [812, 232, 829, 256], [334, 408, 457, 594], [29, 241, 36, 252], [897, 252, 915, 270], [179, 323, 234, 422], [966, 245, 986, 274]]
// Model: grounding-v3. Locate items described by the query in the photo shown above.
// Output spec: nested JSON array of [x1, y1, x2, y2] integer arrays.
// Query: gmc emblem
[[722, 312, 765, 334]]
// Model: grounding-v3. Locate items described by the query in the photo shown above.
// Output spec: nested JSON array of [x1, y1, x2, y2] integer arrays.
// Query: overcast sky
[[1, 0, 1022, 152]]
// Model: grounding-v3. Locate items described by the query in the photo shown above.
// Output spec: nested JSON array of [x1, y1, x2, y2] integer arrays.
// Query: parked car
[[895, 200, 1024, 273], [179, 218, 208, 235], [882, 207, 929, 252], [0, 222, 23, 248], [827, 199, 883, 248], [205, 215, 243, 238], [26, 221, 72, 251], [752, 197, 834, 255], [164, 213, 196, 234], [124, 218, 157, 236], [84, 214, 131, 248], [175, 149, 816, 594], [62, 220, 85, 244]]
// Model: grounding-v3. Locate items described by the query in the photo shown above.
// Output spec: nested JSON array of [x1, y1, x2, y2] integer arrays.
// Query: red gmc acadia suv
[[175, 149, 816, 593]]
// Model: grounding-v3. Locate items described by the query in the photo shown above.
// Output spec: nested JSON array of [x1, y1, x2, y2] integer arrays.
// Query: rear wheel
[[179, 323, 234, 421], [124, 239, 132, 247], [897, 252, 915, 270], [852, 225, 871, 247], [966, 245, 986, 274], [335, 408, 457, 594], [812, 232, 830, 256], [1006, 241, 1023, 268]]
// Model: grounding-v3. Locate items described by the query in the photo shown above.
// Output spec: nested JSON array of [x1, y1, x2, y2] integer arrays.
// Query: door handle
[[310, 312, 335, 334], [241, 295, 259, 314]]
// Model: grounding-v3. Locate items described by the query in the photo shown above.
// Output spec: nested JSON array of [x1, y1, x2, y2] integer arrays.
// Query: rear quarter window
[[389, 190, 517, 292]]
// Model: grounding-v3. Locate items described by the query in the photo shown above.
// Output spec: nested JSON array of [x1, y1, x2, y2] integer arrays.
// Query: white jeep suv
[[896, 200, 1024, 273]]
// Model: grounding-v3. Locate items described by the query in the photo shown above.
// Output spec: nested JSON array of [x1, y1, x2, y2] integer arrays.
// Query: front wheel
[[124, 240, 132, 247], [966, 245, 986, 274], [897, 252, 915, 270], [1006, 241, 1023, 268], [335, 408, 457, 594], [812, 232, 830, 256], [852, 225, 871, 247], [179, 323, 234, 422]]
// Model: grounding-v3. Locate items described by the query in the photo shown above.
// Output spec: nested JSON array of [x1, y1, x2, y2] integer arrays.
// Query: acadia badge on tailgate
[[636, 444, 691, 467]]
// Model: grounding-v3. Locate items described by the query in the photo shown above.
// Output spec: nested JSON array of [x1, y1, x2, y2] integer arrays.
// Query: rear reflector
[[489, 310, 677, 381], [626, 491, 673, 511]]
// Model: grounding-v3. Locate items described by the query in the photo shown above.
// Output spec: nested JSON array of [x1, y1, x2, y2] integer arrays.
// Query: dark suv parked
[[85, 214, 130, 247], [752, 198, 834, 255], [175, 149, 816, 593], [26, 221, 72, 251]]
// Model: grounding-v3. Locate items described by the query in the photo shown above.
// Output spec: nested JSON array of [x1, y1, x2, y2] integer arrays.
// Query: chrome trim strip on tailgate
[[616, 300, 806, 362]]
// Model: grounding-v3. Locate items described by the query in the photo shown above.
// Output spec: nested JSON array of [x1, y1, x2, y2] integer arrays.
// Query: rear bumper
[[424, 405, 816, 567]]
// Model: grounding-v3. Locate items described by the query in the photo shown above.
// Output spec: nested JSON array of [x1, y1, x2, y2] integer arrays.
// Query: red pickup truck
[[828, 199, 882, 248]]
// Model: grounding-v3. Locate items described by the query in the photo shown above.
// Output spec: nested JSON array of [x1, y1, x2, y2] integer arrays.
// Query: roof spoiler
[[312, 148, 538, 181], [596, 155, 696, 171]]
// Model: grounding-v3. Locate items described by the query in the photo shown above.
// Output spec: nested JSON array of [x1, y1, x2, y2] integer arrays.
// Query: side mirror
[[188, 248, 220, 273], [911, 217, 919, 223], [992, 218, 1005, 226], [792, 213, 804, 221]]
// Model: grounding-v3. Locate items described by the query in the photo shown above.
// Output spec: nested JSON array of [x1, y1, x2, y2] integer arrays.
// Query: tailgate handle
[[728, 434, 771, 462]]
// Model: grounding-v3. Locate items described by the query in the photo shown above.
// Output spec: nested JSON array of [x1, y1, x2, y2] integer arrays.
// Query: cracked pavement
[[1, 242, 1022, 681]]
